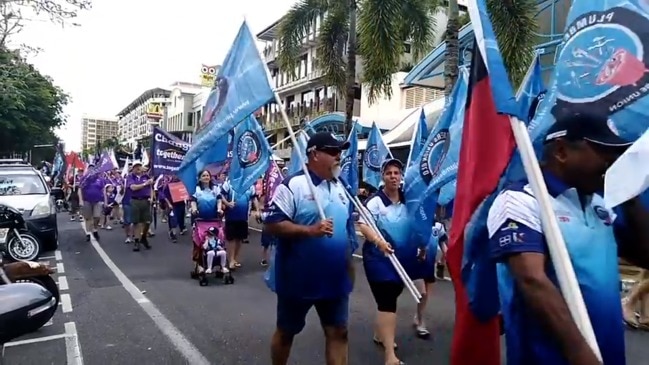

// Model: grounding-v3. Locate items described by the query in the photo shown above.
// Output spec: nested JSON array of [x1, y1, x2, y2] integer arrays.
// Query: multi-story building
[[256, 16, 370, 151], [117, 88, 171, 148], [80, 115, 118, 152], [162, 82, 204, 143]]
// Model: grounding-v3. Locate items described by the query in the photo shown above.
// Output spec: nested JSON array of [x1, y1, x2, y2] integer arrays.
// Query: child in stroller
[[203, 226, 228, 275]]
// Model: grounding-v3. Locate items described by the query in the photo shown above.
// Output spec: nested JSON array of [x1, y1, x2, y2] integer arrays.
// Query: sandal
[[373, 335, 398, 349]]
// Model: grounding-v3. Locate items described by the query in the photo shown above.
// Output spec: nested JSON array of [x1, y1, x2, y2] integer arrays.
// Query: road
[[4, 213, 649, 364]]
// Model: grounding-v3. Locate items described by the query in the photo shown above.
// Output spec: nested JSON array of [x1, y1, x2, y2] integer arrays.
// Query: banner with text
[[151, 126, 191, 176]]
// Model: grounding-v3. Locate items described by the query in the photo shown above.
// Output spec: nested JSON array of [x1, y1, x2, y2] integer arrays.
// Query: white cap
[[132, 160, 143, 166]]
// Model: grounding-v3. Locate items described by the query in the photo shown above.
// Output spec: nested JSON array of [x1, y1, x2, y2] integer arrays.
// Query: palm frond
[[400, 0, 439, 61], [487, 0, 537, 87], [316, 5, 349, 93], [277, 0, 329, 78], [357, 0, 404, 103]]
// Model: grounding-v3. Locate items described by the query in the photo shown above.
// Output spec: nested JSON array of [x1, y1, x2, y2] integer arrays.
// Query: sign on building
[[146, 103, 163, 119], [200, 64, 219, 88]]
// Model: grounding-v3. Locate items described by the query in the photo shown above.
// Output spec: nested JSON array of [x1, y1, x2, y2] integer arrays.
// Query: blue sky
[[13, 0, 294, 151]]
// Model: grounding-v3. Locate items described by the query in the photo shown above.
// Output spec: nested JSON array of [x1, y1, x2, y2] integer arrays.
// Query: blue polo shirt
[[486, 171, 625, 365], [192, 185, 221, 220], [265, 170, 354, 299], [361, 190, 416, 282]]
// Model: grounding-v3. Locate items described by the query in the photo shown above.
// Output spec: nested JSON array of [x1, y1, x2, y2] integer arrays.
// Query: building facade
[[117, 88, 171, 148], [161, 82, 204, 143], [80, 115, 118, 152]]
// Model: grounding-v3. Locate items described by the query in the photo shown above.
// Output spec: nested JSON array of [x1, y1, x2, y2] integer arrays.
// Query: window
[[0, 174, 47, 196], [188, 112, 194, 127]]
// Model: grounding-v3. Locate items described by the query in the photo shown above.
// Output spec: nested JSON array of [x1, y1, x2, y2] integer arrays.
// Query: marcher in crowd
[[79, 163, 104, 241], [359, 158, 414, 365], [125, 161, 154, 251], [264, 132, 355, 365], [221, 180, 260, 269], [487, 114, 649, 365]]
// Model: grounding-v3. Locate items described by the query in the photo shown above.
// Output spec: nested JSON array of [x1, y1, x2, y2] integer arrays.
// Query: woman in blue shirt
[[358, 158, 415, 365], [189, 169, 222, 220]]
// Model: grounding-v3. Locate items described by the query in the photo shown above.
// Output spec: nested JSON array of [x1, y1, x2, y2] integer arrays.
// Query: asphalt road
[[4, 213, 649, 365]]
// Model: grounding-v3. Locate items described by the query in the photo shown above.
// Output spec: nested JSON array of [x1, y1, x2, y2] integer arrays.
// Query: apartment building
[[80, 115, 118, 152], [162, 82, 204, 143], [117, 88, 171, 148]]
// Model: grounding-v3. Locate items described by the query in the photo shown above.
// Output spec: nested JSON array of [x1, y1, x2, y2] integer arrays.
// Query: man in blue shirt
[[264, 132, 354, 365], [487, 114, 649, 365]]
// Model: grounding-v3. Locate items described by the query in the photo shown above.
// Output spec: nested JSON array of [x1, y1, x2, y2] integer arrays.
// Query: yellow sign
[[146, 103, 163, 119], [200, 64, 219, 87]]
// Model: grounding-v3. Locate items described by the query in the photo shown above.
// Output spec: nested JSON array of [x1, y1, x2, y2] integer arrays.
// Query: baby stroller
[[190, 218, 234, 286]]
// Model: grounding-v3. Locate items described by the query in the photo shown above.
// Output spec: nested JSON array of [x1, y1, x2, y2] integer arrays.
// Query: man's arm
[[488, 190, 599, 365], [263, 183, 314, 238], [615, 197, 649, 269]]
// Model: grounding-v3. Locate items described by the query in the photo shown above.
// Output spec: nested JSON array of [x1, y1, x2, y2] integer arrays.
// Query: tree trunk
[[444, 0, 460, 96], [344, 0, 357, 136]]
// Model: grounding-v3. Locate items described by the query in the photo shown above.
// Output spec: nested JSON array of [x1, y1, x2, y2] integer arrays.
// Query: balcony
[[261, 96, 339, 130], [276, 69, 324, 93], [263, 45, 277, 67]]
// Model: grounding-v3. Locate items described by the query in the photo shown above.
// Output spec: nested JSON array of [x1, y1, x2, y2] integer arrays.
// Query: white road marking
[[65, 322, 83, 365], [39, 255, 56, 260], [61, 293, 72, 312], [55, 250, 62, 261], [4, 333, 69, 347], [58, 276, 69, 291], [80, 223, 210, 365], [56, 263, 65, 273], [248, 227, 365, 259], [39, 260, 50, 266]]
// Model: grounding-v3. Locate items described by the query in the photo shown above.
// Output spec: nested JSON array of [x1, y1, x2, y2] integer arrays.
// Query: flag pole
[[273, 94, 327, 220]]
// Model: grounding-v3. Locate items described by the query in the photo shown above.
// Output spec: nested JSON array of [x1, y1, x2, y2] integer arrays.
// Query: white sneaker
[[105, 225, 113, 230], [125, 237, 132, 243], [222, 267, 230, 274], [205, 268, 212, 274]]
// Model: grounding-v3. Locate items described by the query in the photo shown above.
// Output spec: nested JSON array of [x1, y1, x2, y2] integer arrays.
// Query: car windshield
[[0, 174, 47, 196]]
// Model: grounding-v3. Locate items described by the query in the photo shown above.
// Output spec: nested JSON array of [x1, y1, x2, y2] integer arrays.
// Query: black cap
[[544, 113, 632, 147], [207, 226, 217, 235], [381, 158, 404, 173], [306, 132, 350, 152]]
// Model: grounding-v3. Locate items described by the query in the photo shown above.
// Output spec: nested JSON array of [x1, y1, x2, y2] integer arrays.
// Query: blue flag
[[516, 54, 546, 124], [179, 21, 274, 177], [228, 115, 272, 195], [406, 109, 429, 168], [151, 126, 191, 177], [340, 122, 359, 195], [362, 122, 391, 188], [404, 70, 468, 245], [530, 1, 649, 152]]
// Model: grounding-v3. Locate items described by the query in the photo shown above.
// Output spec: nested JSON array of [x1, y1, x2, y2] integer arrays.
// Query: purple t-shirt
[[126, 173, 151, 199], [80, 175, 105, 203]]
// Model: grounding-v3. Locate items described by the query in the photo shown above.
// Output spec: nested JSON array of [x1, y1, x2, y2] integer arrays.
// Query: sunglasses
[[316, 147, 342, 156]]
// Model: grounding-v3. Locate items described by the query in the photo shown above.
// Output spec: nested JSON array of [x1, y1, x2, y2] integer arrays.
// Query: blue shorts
[[122, 204, 132, 226], [276, 295, 349, 335]]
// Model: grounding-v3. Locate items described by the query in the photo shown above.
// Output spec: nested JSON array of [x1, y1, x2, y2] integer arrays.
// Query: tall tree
[[443, 0, 537, 93], [0, 49, 69, 154], [0, 0, 92, 49], [277, 0, 440, 134]]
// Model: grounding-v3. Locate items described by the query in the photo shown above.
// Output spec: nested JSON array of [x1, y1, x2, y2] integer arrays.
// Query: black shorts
[[367, 281, 404, 313], [224, 220, 248, 240]]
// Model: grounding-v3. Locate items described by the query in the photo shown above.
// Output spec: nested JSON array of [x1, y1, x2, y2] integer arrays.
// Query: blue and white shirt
[[360, 190, 417, 282], [192, 185, 221, 220], [221, 183, 255, 221], [266, 170, 354, 299], [487, 171, 625, 365]]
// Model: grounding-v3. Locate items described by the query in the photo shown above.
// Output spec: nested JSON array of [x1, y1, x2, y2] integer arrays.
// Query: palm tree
[[443, 0, 537, 92], [277, 0, 441, 134]]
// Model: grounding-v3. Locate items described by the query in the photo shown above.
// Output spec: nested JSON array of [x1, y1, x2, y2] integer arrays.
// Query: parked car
[[0, 160, 58, 251]]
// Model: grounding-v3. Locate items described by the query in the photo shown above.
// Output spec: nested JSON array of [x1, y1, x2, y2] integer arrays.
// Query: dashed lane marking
[[61, 294, 72, 313]]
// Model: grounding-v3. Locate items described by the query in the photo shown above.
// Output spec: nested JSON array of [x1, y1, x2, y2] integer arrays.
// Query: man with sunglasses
[[264, 132, 355, 365], [486, 113, 649, 365]]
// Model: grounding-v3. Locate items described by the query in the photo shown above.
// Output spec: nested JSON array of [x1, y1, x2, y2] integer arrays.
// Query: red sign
[[168, 182, 189, 203]]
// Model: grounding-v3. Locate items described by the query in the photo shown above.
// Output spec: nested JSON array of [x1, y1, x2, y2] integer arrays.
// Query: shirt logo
[[593, 206, 613, 225], [500, 222, 519, 231]]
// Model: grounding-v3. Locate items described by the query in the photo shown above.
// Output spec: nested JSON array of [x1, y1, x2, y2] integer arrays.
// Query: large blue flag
[[179, 21, 274, 182], [362, 122, 391, 188], [228, 115, 272, 195], [516, 54, 545, 124], [151, 126, 191, 177], [406, 109, 429, 168], [340, 122, 359, 195], [403, 70, 467, 246], [529, 1, 649, 152]]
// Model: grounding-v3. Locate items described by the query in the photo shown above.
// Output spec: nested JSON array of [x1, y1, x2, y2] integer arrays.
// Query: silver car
[[0, 161, 58, 253]]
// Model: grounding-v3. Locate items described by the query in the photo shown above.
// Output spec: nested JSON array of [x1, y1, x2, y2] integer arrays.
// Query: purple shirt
[[126, 173, 151, 199], [80, 175, 105, 203]]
